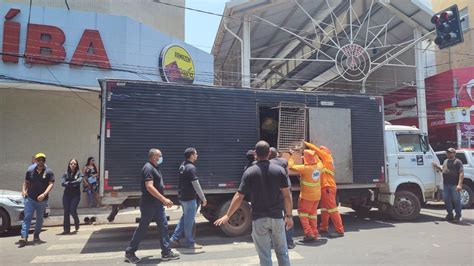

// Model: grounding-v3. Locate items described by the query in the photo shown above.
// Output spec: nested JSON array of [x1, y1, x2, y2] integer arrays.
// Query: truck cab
[[378, 125, 441, 220]]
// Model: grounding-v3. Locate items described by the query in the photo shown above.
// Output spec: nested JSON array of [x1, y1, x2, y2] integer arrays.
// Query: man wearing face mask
[[124, 149, 179, 263], [170, 148, 207, 249]]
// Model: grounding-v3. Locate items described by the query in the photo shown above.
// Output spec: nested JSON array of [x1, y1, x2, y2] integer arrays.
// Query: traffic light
[[431, 4, 464, 49]]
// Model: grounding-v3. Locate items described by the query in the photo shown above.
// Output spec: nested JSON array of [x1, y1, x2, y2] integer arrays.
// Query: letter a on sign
[[70, 30, 111, 69]]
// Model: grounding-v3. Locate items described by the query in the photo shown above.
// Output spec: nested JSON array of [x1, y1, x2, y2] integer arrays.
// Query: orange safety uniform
[[304, 141, 344, 233], [288, 148, 323, 238]]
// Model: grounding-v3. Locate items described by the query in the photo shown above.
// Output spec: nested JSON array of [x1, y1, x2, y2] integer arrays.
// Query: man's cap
[[35, 152, 46, 159], [446, 148, 456, 153]]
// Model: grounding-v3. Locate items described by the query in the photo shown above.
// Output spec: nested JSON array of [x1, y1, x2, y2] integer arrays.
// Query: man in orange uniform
[[304, 141, 344, 238], [288, 144, 323, 242]]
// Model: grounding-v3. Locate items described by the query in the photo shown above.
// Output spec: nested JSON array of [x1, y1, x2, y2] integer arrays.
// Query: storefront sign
[[2, 8, 111, 69], [159, 45, 194, 83], [445, 107, 471, 124]]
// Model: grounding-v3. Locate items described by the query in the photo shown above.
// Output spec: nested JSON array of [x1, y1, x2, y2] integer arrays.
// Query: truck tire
[[460, 184, 473, 209], [217, 200, 251, 237], [0, 208, 10, 234], [390, 191, 421, 221]]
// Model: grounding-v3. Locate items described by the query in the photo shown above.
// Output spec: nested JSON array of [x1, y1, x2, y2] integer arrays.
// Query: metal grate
[[277, 102, 306, 151]]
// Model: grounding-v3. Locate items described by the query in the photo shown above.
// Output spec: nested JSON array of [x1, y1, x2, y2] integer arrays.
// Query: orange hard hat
[[320, 146, 331, 154]]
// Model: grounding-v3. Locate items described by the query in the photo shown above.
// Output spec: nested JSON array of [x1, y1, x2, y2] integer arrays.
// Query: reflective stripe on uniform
[[300, 180, 320, 187], [322, 168, 335, 176], [308, 215, 317, 219], [298, 212, 309, 217], [327, 207, 339, 213], [320, 208, 328, 212]]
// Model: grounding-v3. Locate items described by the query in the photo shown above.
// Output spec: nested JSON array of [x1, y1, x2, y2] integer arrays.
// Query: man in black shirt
[[270, 147, 295, 249], [19, 152, 54, 247], [433, 147, 464, 222], [170, 148, 207, 249], [215, 141, 293, 266], [124, 149, 179, 263]]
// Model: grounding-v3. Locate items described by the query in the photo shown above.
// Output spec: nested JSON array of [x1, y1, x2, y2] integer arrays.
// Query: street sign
[[445, 107, 470, 124]]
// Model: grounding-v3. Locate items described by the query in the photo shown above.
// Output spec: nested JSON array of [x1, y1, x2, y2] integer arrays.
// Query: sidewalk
[[43, 205, 186, 227]]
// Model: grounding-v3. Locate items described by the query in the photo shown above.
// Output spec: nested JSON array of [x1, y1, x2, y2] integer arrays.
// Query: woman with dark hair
[[82, 157, 99, 208], [61, 158, 83, 234]]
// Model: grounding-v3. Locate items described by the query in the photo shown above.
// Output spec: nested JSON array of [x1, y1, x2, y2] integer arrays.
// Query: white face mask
[[157, 156, 163, 165]]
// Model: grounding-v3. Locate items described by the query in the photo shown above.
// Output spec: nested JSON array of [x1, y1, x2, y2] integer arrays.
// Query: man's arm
[[431, 161, 443, 172], [145, 180, 173, 208], [191, 180, 207, 206], [214, 192, 245, 226], [288, 156, 305, 172], [281, 187, 294, 230], [22, 180, 29, 198], [456, 161, 464, 192]]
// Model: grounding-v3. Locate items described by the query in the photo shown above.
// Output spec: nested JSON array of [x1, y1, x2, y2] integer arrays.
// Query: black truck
[[98, 79, 385, 236]]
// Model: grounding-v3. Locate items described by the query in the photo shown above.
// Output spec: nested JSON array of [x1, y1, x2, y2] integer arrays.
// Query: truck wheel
[[390, 191, 421, 221], [460, 184, 473, 209], [0, 209, 10, 234], [217, 200, 251, 237]]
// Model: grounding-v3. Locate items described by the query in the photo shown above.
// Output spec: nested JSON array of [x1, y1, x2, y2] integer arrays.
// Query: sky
[[185, 0, 227, 54]]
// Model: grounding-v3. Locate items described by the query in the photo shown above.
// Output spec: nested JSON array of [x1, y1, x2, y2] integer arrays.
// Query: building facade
[[0, 1, 213, 208]]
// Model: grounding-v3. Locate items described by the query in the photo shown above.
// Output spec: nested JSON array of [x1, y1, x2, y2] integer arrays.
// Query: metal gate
[[277, 102, 307, 151]]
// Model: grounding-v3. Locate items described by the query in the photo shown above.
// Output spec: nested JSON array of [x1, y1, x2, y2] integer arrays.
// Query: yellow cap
[[35, 152, 46, 159]]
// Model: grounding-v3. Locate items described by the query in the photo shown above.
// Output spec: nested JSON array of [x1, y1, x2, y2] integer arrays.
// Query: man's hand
[[202, 200, 207, 207], [22, 190, 27, 198], [214, 215, 229, 226], [285, 216, 294, 230], [288, 149, 294, 155], [162, 198, 173, 208], [37, 193, 46, 202], [456, 185, 462, 192]]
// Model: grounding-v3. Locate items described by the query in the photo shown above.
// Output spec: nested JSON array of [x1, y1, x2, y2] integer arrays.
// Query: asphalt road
[[1, 204, 473, 265]]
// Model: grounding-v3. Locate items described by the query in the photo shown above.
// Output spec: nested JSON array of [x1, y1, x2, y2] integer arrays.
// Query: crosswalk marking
[[32, 248, 302, 264], [48, 240, 255, 252]]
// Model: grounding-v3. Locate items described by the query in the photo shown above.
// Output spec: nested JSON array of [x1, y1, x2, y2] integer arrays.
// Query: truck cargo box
[[99, 80, 385, 195]]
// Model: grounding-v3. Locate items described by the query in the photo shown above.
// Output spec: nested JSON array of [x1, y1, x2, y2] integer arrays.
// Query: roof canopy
[[213, 0, 435, 94]]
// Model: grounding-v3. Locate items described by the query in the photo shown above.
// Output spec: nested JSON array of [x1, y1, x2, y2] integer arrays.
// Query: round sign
[[159, 45, 195, 84], [335, 43, 371, 82]]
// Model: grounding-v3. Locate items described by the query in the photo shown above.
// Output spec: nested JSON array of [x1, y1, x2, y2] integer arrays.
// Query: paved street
[[1, 204, 473, 265]]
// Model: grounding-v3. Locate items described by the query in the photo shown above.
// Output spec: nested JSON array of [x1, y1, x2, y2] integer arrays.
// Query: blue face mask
[[157, 156, 163, 165]]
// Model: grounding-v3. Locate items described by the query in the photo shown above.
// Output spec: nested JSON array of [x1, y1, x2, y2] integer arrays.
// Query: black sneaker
[[124, 252, 141, 264], [453, 216, 462, 223], [162, 251, 180, 261], [33, 235, 41, 242], [18, 237, 27, 248], [302, 236, 316, 243], [445, 214, 454, 221], [75, 224, 80, 231], [329, 232, 344, 238], [287, 242, 296, 249], [319, 230, 329, 236]]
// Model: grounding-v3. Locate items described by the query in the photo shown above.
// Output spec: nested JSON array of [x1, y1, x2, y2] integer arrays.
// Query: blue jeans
[[443, 184, 462, 218], [21, 197, 48, 238], [126, 202, 171, 255], [286, 225, 294, 245], [251, 217, 290, 266], [85, 188, 96, 207], [63, 193, 80, 232], [170, 199, 197, 247]]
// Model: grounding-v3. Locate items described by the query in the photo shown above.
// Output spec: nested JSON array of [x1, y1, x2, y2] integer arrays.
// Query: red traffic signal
[[430, 5, 463, 50]]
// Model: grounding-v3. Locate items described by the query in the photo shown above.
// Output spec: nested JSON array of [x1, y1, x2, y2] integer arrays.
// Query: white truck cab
[[378, 124, 441, 220]]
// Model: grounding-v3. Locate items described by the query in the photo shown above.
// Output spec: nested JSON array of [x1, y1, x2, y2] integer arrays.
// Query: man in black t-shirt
[[270, 147, 295, 249], [124, 149, 179, 263], [433, 147, 464, 222], [215, 141, 293, 266], [19, 152, 54, 247], [170, 147, 207, 249]]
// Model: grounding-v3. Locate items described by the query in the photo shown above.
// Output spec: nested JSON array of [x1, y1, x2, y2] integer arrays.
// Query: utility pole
[[453, 77, 461, 149]]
